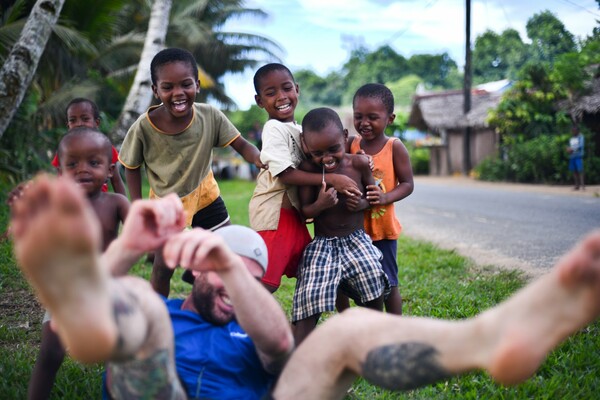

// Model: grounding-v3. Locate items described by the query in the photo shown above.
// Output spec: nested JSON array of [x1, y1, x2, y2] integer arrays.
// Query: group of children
[[15, 47, 414, 397]]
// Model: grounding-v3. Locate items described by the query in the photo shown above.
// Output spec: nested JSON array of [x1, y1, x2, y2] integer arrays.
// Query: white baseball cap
[[182, 225, 268, 284]]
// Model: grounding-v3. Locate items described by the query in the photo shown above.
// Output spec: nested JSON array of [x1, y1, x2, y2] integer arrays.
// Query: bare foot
[[11, 174, 117, 363], [485, 230, 600, 384]]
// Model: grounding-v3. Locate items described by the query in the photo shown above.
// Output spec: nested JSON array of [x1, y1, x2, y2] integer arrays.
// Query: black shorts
[[191, 196, 230, 230]]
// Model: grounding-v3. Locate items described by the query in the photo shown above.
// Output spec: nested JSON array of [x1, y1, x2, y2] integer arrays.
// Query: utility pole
[[463, 0, 472, 175]]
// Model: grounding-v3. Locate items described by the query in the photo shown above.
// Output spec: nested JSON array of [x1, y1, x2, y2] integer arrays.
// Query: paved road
[[395, 177, 600, 278]]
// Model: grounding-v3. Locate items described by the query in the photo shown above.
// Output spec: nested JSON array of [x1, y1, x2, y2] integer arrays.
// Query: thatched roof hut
[[560, 76, 600, 128], [408, 80, 509, 175], [408, 88, 505, 132]]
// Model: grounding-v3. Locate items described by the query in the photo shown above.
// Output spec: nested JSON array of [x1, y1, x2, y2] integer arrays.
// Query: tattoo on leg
[[361, 342, 451, 391], [111, 291, 139, 356], [107, 349, 186, 400]]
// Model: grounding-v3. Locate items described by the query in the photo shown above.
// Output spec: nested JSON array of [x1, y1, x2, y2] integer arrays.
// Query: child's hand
[[253, 155, 268, 170], [345, 192, 365, 212], [316, 181, 338, 210], [365, 184, 386, 205], [328, 174, 362, 197]]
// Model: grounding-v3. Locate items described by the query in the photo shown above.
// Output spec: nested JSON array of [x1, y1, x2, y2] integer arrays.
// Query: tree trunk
[[0, 0, 65, 139], [111, 0, 173, 143]]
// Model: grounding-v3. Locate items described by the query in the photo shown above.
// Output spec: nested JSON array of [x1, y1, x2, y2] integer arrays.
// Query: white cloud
[[224, 0, 600, 109]]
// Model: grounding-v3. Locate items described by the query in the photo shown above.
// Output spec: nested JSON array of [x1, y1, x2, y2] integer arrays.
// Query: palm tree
[[0, 0, 65, 138], [164, 0, 283, 107], [112, 0, 172, 141]]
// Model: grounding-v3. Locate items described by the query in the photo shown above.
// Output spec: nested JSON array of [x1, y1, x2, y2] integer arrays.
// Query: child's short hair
[[66, 98, 100, 120], [58, 127, 113, 162], [253, 63, 294, 94], [150, 47, 199, 85], [302, 107, 343, 135], [353, 83, 395, 115]]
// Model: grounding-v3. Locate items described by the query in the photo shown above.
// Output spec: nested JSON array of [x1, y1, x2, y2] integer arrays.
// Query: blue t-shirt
[[165, 298, 275, 400]]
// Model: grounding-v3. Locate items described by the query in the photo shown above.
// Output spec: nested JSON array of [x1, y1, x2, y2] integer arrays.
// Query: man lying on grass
[[10, 174, 600, 400]]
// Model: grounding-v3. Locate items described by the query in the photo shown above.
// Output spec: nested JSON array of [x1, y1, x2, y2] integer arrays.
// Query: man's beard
[[192, 279, 232, 326]]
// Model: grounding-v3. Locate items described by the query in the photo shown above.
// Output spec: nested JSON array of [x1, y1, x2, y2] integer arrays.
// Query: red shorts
[[259, 207, 312, 289]]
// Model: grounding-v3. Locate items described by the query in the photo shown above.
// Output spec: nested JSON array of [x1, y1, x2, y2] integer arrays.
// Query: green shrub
[[406, 143, 429, 175], [476, 132, 600, 184]]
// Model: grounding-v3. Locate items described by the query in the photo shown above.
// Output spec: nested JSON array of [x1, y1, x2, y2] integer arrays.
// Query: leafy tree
[[473, 29, 528, 83], [386, 74, 423, 109], [226, 104, 266, 139], [293, 69, 343, 107], [526, 10, 576, 64], [406, 52, 459, 88], [340, 45, 408, 104]]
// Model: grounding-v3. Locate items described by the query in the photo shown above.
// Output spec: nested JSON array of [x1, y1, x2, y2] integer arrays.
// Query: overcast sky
[[221, 0, 600, 109]]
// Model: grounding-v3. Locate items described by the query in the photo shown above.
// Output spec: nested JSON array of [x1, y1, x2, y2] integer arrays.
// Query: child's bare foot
[[11, 174, 117, 363], [484, 230, 600, 384]]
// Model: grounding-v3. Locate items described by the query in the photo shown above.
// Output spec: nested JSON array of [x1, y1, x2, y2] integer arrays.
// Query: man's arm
[[124, 167, 143, 201], [162, 229, 294, 373], [103, 194, 186, 276]]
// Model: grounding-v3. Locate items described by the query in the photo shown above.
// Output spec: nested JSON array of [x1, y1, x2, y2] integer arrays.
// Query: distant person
[[29, 128, 129, 400], [293, 107, 389, 345], [249, 63, 361, 293], [118, 47, 265, 297], [345, 83, 414, 315], [566, 124, 585, 190]]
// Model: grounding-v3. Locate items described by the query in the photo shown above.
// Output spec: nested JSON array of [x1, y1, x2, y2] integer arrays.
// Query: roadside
[[399, 175, 599, 280], [414, 175, 600, 198]]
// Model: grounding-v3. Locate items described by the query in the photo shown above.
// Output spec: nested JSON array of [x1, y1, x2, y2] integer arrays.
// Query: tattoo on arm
[[361, 342, 451, 391]]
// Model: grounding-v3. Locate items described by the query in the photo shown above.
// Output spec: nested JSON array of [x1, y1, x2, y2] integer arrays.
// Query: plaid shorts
[[292, 229, 390, 322]]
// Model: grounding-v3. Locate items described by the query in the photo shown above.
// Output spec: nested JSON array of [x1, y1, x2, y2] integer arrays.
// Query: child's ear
[[387, 113, 396, 126], [57, 167, 63, 176], [343, 128, 349, 141], [196, 80, 201, 94], [95, 118, 101, 127], [151, 85, 159, 99], [254, 94, 264, 108], [107, 164, 115, 179]]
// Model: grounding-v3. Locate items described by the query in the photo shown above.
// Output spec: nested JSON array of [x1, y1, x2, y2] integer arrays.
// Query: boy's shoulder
[[93, 192, 130, 209], [346, 152, 370, 170], [262, 119, 301, 139]]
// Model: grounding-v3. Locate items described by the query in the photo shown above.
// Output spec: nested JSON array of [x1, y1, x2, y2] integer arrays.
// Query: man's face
[[190, 257, 264, 325]]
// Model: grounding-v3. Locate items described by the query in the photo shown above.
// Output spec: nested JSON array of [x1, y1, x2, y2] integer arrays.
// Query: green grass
[[1, 178, 599, 399]]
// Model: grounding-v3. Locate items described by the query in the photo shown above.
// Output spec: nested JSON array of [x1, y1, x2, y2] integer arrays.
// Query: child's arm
[[110, 163, 127, 197], [346, 156, 374, 212], [124, 167, 143, 201], [279, 168, 362, 197], [230, 135, 267, 170], [366, 139, 414, 206], [116, 194, 130, 227]]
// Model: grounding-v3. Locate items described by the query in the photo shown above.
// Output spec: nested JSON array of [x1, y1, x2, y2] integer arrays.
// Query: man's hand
[[120, 194, 186, 256], [162, 228, 241, 274]]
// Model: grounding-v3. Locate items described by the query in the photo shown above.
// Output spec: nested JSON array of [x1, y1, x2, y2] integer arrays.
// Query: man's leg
[[274, 230, 600, 400], [11, 175, 185, 398]]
